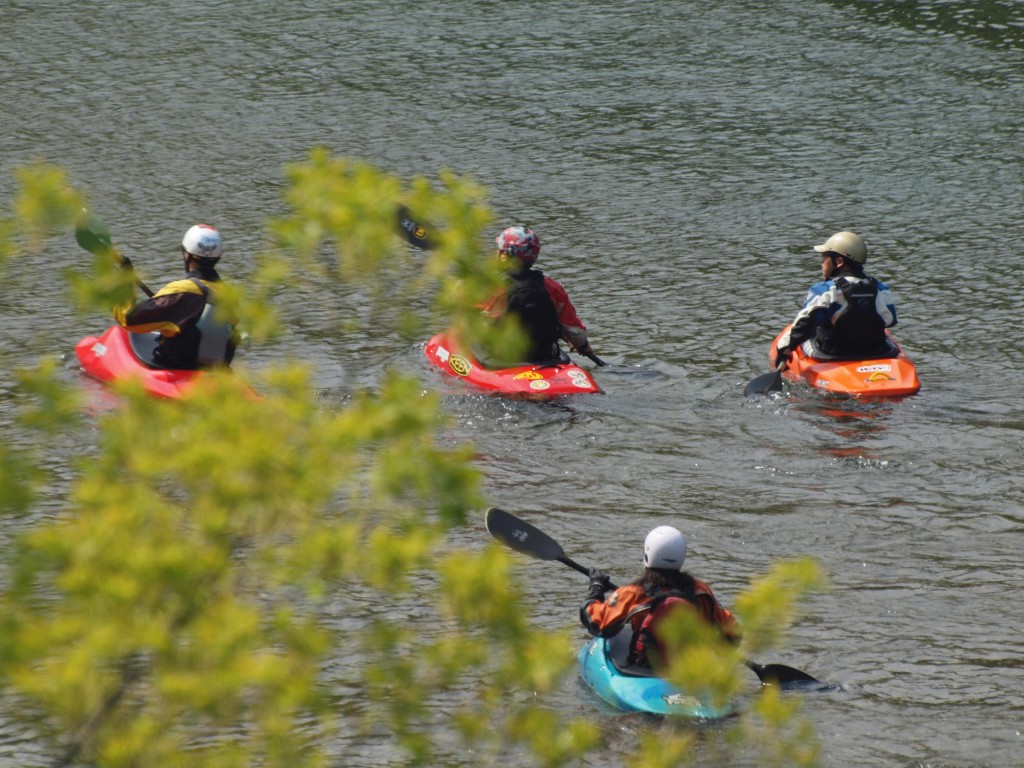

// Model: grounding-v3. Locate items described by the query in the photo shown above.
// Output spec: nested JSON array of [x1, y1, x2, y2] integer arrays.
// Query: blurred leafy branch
[[0, 157, 823, 767]]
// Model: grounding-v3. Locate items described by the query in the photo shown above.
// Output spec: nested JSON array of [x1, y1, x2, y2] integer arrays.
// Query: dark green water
[[2, 1, 1022, 765]]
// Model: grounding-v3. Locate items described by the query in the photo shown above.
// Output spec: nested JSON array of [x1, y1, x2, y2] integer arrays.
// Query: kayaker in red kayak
[[113, 224, 238, 370], [478, 226, 594, 364], [580, 526, 741, 669], [774, 231, 898, 367]]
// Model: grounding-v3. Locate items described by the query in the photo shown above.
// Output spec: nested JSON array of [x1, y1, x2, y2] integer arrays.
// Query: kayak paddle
[[75, 209, 155, 297], [743, 360, 786, 397], [580, 349, 608, 367], [484, 506, 831, 690]]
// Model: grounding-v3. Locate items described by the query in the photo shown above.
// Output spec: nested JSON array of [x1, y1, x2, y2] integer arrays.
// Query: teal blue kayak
[[577, 632, 733, 719]]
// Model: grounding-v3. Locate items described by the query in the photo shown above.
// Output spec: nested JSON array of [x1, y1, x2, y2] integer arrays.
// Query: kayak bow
[[74, 325, 253, 400]]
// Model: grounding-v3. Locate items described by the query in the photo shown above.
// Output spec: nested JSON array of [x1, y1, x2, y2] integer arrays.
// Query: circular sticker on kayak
[[569, 370, 593, 389], [514, 371, 544, 380], [530, 380, 551, 390], [449, 355, 471, 376]]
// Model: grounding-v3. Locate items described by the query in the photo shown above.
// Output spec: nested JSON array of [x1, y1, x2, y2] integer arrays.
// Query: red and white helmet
[[495, 226, 540, 267], [182, 224, 222, 261]]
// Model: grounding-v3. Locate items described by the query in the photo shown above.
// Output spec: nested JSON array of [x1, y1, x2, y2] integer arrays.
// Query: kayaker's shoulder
[[153, 279, 207, 297]]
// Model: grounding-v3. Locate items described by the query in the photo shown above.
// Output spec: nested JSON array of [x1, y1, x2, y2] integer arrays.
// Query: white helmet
[[813, 231, 867, 264], [182, 224, 222, 261], [643, 526, 688, 570]]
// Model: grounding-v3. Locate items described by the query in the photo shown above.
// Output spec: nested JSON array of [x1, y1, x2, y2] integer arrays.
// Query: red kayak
[[769, 325, 920, 397], [424, 330, 601, 397], [76, 325, 211, 399]]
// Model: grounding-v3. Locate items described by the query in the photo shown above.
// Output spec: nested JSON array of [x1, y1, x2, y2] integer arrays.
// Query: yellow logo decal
[[449, 355, 471, 376], [514, 371, 544, 380]]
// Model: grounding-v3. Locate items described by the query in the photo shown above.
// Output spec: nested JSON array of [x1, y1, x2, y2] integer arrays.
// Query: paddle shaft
[[484, 507, 824, 688], [557, 552, 609, 583], [130, 270, 155, 298]]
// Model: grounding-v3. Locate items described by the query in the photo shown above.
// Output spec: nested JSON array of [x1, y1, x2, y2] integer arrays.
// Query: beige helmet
[[813, 231, 867, 264]]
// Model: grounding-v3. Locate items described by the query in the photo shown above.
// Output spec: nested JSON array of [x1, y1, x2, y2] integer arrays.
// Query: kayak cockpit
[[605, 627, 658, 678], [127, 330, 162, 368]]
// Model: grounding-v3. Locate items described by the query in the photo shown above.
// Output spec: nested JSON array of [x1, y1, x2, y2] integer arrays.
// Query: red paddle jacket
[[581, 580, 741, 667]]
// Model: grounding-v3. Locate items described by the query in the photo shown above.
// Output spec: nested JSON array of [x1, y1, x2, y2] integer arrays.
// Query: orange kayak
[[769, 325, 920, 397]]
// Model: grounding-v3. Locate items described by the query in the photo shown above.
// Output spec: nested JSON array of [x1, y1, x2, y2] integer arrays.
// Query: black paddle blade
[[743, 368, 784, 397], [484, 507, 566, 562], [745, 659, 838, 691], [396, 206, 436, 250]]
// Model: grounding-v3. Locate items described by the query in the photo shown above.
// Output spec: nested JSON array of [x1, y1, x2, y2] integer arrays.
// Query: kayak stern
[[769, 326, 920, 397], [577, 635, 733, 719]]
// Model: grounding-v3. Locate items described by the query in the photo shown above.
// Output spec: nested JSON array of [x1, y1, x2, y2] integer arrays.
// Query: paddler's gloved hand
[[586, 568, 612, 601], [773, 345, 792, 369]]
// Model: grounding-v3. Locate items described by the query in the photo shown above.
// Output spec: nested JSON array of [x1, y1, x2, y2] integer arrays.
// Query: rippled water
[[2, 1, 1023, 766]]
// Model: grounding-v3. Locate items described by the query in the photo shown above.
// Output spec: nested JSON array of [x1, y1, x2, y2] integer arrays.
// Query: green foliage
[[744, 685, 822, 768], [15, 358, 85, 434], [733, 558, 827, 656], [655, 608, 744, 709], [64, 250, 138, 315], [0, 156, 825, 767], [12, 163, 85, 247], [0, 442, 37, 518], [0, 215, 15, 267]]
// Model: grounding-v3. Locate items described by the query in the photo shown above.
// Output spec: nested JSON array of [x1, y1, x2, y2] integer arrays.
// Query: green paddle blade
[[74, 208, 115, 257]]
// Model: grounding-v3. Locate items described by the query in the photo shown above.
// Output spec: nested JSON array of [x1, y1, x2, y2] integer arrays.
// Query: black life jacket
[[502, 270, 561, 362], [814, 275, 886, 355], [628, 581, 699, 669]]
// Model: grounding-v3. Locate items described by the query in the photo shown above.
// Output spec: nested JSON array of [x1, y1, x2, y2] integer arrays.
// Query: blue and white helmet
[[182, 224, 222, 261]]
